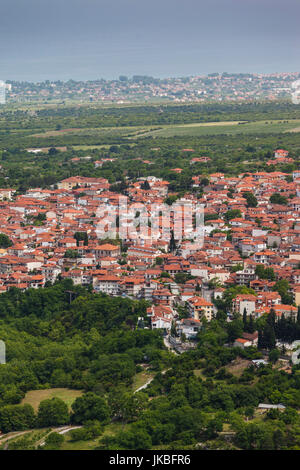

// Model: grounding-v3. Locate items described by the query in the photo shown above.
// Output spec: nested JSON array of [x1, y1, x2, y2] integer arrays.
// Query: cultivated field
[[135, 119, 300, 138], [21, 388, 83, 412], [3, 115, 300, 151], [21, 119, 300, 146], [226, 358, 251, 377]]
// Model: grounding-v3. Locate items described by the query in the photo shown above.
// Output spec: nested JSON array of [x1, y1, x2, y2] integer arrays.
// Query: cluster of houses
[[0, 155, 298, 343], [9, 72, 300, 104], [266, 149, 294, 166]]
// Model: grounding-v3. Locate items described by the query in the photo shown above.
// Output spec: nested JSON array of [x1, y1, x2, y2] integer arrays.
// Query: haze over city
[[0, 0, 299, 81]]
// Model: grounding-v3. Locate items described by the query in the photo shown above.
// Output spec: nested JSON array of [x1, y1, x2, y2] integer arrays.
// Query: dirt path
[[38, 426, 82, 447], [134, 377, 154, 393], [0, 430, 31, 445], [134, 368, 170, 394], [163, 336, 179, 354], [0, 425, 82, 450]]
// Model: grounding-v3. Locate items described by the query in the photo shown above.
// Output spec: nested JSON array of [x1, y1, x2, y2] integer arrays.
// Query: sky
[[0, 0, 299, 81]]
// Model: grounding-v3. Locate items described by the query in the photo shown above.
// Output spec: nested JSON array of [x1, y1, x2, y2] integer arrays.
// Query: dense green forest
[[0, 280, 163, 400], [0, 281, 300, 450]]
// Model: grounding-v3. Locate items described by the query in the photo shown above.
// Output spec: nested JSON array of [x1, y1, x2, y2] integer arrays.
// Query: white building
[[93, 276, 120, 296]]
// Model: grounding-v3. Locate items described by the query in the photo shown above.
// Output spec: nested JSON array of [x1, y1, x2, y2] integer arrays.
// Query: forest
[[0, 280, 300, 450]]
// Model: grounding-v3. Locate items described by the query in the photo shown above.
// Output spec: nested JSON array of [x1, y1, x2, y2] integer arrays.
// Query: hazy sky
[[0, 0, 299, 81]]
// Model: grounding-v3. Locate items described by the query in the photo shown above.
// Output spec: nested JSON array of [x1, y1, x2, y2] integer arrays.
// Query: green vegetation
[[0, 100, 299, 449], [132, 371, 154, 392], [0, 234, 13, 248], [255, 265, 276, 281], [243, 191, 258, 208], [0, 101, 299, 192], [43, 431, 65, 450], [133, 119, 300, 138], [269, 193, 288, 205], [21, 388, 83, 412], [0, 280, 169, 437], [0, 281, 299, 449], [37, 398, 69, 427]]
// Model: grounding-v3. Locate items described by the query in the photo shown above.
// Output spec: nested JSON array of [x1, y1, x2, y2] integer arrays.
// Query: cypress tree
[[243, 308, 247, 331], [264, 323, 276, 350], [258, 329, 264, 350], [248, 314, 255, 334], [267, 308, 276, 328], [169, 230, 177, 252]]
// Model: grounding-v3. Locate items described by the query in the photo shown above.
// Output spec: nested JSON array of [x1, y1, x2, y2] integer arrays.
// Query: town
[[5, 72, 300, 104], [2, 0, 300, 453], [0, 150, 298, 356]]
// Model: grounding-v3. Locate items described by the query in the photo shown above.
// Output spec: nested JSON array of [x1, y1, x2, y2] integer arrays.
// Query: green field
[[71, 143, 136, 150], [30, 126, 146, 139], [14, 119, 300, 150], [33, 119, 300, 142], [21, 388, 83, 412], [131, 370, 154, 392], [134, 119, 300, 138], [60, 422, 130, 450]]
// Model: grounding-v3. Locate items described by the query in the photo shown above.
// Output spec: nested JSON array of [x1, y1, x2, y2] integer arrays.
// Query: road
[[163, 335, 179, 354], [0, 425, 82, 450], [38, 426, 83, 446], [134, 368, 170, 394], [134, 377, 154, 393]]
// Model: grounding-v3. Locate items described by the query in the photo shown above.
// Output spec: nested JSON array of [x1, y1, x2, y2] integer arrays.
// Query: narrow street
[[163, 335, 179, 355]]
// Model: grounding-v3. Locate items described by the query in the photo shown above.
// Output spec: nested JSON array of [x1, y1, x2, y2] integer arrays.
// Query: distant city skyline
[[0, 0, 299, 82], [4, 71, 300, 85]]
